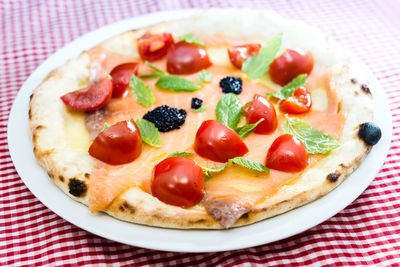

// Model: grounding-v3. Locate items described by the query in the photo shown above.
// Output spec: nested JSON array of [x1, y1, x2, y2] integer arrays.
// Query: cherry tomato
[[137, 33, 174, 61], [194, 120, 249, 163], [167, 41, 212, 75], [60, 76, 113, 111], [151, 156, 204, 208], [88, 120, 142, 165], [280, 86, 312, 114], [266, 134, 308, 172], [245, 94, 278, 134], [227, 43, 261, 69], [110, 63, 139, 97], [269, 49, 314, 86]]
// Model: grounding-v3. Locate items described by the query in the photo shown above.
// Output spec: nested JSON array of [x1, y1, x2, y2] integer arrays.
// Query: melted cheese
[[207, 47, 232, 66], [311, 88, 329, 111], [64, 110, 90, 153]]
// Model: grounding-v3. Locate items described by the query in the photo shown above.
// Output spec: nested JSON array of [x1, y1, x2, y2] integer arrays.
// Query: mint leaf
[[166, 152, 193, 158], [236, 119, 264, 139], [156, 76, 201, 92], [129, 75, 155, 107], [140, 61, 167, 78], [242, 33, 282, 80], [216, 93, 242, 129], [101, 122, 111, 132], [202, 163, 229, 180], [180, 34, 205, 47], [282, 117, 340, 154], [229, 157, 269, 173], [198, 70, 213, 83], [269, 74, 307, 100], [135, 119, 161, 147], [192, 105, 208, 113]]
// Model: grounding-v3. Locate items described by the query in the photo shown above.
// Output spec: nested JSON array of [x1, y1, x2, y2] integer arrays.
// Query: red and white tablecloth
[[1, 0, 400, 265]]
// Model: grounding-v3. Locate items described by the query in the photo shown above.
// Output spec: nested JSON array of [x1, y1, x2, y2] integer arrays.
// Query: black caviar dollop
[[143, 105, 187, 132], [219, 76, 242, 94], [358, 122, 382, 146], [191, 97, 203, 109]]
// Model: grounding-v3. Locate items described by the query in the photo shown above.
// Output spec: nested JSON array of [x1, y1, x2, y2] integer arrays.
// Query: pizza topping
[[228, 43, 261, 69], [268, 74, 307, 100], [193, 106, 208, 113], [68, 178, 87, 197], [143, 105, 187, 132], [88, 120, 142, 165], [101, 122, 111, 131], [166, 152, 193, 158], [85, 108, 110, 139], [216, 93, 242, 129], [245, 94, 278, 134], [358, 122, 382, 146], [202, 163, 229, 180], [110, 63, 139, 97], [269, 48, 314, 86], [137, 33, 174, 61], [167, 41, 212, 74], [151, 156, 205, 208], [180, 33, 206, 47], [280, 86, 312, 114], [266, 134, 309, 172], [141, 61, 167, 78], [135, 119, 162, 147], [242, 33, 282, 80], [219, 76, 242, 94], [156, 75, 201, 92], [236, 119, 264, 140], [191, 97, 203, 109], [194, 120, 249, 163], [197, 70, 213, 83], [129, 75, 155, 107], [282, 117, 340, 154], [60, 76, 113, 111]]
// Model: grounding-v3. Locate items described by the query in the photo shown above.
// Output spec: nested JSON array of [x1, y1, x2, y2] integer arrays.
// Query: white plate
[[8, 9, 392, 252]]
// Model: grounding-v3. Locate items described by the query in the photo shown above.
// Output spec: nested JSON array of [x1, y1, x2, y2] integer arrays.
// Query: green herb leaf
[[229, 157, 269, 173], [156, 76, 202, 92], [166, 152, 193, 158], [140, 61, 167, 78], [101, 122, 111, 132], [180, 34, 205, 47], [236, 119, 264, 139], [242, 33, 283, 80], [202, 163, 229, 180], [135, 119, 161, 147], [192, 105, 208, 113], [215, 93, 242, 129], [282, 117, 340, 154], [269, 74, 307, 100], [129, 75, 155, 107], [198, 70, 213, 83]]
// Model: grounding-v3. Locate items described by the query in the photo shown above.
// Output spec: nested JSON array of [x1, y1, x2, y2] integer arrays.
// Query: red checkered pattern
[[1, 0, 400, 265]]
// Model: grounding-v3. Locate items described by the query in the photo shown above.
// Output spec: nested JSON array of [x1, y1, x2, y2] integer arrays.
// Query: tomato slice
[[245, 94, 278, 134], [167, 41, 212, 75], [60, 76, 113, 111], [110, 63, 139, 98], [151, 156, 204, 208], [280, 86, 312, 114], [227, 43, 261, 69], [88, 120, 142, 165], [194, 120, 249, 163], [265, 134, 308, 172], [269, 49, 314, 86], [137, 33, 174, 61]]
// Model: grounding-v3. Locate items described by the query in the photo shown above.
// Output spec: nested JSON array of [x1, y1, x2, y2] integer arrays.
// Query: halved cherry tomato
[[167, 41, 212, 74], [269, 49, 314, 86], [245, 94, 278, 134], [110, 63, 139, 97], [137, 33, 174, 61], [194, 120, 248, 163], [266, 134, 308, 172], [60, 76, 113, 111], [151, 156, 204, 208], [280, 86, 312, 114], [88, 120, 142, 165], [227, 43, 261, 69]]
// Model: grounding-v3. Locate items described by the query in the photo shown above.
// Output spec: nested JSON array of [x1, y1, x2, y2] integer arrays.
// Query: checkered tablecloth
[[1, 0, 400, 265]]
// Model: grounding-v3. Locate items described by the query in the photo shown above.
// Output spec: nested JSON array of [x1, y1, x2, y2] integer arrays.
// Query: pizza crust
[[29, 9, 375, 229]]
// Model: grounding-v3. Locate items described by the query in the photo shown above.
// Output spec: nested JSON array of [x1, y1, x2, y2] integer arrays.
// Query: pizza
[[29, 9, 382, 229]]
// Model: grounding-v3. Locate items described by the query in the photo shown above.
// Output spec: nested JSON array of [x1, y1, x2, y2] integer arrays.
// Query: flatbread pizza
[[29, 9, 382, 229]]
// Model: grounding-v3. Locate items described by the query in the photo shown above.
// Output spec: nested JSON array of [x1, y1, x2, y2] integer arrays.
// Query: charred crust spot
[[354, 91, 359, 96], [35, 125, 44, 130], [358, 122, 382, 146], [361, 84, 371, 94], [240, 212, 249, 219], [337, 101, 342, 113], [47, 172, 54, 179], [29, 93, 34, 101], [152, 214, 161, 219], [122, 202, 136, 214], [189, 218, 206, 224], [351, 78, 357, 84], [327, 173, 340, 182], [68, 179, 87, 197], [119, 206, 125, 212], [339, 163, 346, 169], [84, 173, 90, 179], [28, 109, 32, 119], [59, 175, 65, 182]]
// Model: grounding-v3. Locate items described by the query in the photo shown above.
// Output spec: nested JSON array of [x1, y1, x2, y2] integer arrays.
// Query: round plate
[[8, 9, 392, 252]]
